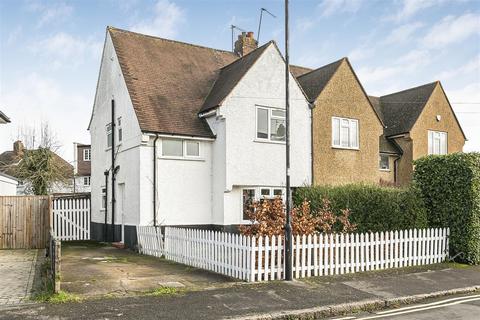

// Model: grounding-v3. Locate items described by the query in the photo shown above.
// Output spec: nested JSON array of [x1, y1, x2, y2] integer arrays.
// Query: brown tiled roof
[[296, 58, 344, 102], [108, 27, 238, 137], [201, 42, 272, 113]]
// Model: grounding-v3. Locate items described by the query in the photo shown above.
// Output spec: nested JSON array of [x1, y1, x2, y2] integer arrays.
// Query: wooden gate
[[0, 196, 50, 249], [52, 195, 91, 241]]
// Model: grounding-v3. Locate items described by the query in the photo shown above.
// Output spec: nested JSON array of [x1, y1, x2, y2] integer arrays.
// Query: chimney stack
[[13, 140, 24, 156], [234, 31, 258, 56]]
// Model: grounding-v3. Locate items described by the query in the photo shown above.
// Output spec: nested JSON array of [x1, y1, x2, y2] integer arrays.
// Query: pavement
[[0, 262, 478, 319], [60, 241, 235, 297], [0, 249, 42, 306]]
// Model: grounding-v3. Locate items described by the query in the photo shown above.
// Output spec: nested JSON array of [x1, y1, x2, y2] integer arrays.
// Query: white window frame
[[117, 117, 123, 143], [106, 123, 112, 148], [255, 106, 286, 143], [241, 187, 285, 222], [160, 138, 202, 160], [83, 176, 91, 186], [428, 130, 447, 155], [379, 154, 390, 171], [101, 187, 106, 210], [331, 116, 359, 150], [83, 148, 91, 161]]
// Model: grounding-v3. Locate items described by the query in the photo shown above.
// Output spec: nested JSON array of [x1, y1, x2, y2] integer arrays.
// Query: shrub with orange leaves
[[239, 197, 356, 237]]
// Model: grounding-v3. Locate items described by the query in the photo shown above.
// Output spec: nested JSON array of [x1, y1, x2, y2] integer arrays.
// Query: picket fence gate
[[52, 196, 91, 241], [136, 227, 449, 282]]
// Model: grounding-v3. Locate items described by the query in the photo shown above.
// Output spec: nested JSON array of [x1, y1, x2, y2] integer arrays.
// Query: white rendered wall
[[0, 175, 18, 195], [89, 31, 142, 226], [213, 44, 312, 225]]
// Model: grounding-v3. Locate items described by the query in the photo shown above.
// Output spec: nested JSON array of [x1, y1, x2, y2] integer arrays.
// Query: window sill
[[158, 156, 205, 162], [379, 169, 391, 172], [253, 139, 286, 145], [331, 146, 359, 151]]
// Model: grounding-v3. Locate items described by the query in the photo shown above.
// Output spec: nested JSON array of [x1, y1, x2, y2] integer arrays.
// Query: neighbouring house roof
[[0, 110, 10, 124], [108, 27, 239, 138], [379, 134, 402, 155], [0, 146, 73, 180], [378, 82, 438, 137], [200, 42, 272, 113], [0, 171, 19, 182], [290, 65, 313, 78], [296, 58, 344, 102]]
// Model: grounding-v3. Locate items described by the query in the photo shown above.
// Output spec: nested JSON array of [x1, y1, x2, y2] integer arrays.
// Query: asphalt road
[[331, 293, 480, 320]]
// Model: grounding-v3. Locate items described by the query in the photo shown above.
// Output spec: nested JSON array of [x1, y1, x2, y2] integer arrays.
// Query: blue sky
[[0, 0, 479, 161]]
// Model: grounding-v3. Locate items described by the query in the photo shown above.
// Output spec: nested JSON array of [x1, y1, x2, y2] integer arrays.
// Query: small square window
[[379, 154, 389, 170], [162, 139, 183, 157], [83, 149, 91, 161], [273, 189, 282, 196], [186, 141, 200, 157], [83, 176, 91, 186], [101, 188, 106, 209], [261, 189, 270, 197]]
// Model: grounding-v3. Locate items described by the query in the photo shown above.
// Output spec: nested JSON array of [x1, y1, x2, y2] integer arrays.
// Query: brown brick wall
[[77, 145, 91, 176], [312, 60, 384, 185]]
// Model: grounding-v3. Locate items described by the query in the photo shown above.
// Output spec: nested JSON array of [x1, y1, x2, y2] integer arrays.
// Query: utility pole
[[284, 0, 293, 281]]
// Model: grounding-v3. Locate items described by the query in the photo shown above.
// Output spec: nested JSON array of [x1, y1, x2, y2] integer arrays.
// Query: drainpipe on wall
[[153, 134, 159, 227], [104, 170, 109, 242], [111, 99, 116, 242], [308, 102, 315, 185]]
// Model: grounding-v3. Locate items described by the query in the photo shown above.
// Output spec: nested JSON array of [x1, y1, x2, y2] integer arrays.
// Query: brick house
[[294, 58, 466, 186], [73, 143, 91, 192]]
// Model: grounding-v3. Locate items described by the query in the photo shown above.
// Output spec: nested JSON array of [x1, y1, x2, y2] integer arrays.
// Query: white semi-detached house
[[88, 27, 312, 246]]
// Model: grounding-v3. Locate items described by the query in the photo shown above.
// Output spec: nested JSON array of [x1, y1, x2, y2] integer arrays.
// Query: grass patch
[[145, 286, 179, 296], [32, 291, 82, 304]]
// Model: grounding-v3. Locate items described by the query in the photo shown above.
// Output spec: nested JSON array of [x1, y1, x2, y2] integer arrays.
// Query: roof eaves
[[0, 110, 11, 123]]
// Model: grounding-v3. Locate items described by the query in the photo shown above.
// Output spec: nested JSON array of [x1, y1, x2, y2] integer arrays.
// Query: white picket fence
[[52, 196, 91, 241], [137, 226, 164, 257], [136, 227, 449, 282]]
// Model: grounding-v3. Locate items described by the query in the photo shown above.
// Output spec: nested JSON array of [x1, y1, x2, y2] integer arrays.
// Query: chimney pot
[[234, 31, 258, 57], [13, 140, 24, 155]]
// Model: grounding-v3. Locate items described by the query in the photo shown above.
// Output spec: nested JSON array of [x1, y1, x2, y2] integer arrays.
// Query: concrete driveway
[[61, 241, 235, 297], [0, 250, 41, 306]]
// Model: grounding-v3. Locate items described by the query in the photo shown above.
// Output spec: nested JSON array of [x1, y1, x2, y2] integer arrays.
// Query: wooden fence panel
[[0, 196, 50, 249]]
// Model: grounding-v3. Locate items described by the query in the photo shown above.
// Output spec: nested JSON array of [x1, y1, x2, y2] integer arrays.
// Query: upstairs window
[[106, 123, 112, 148], [379, 154, 390, 170], [256, 106, 286, 142], [428, 130, 447, 155], [332, 117, 359, 149], [162, 139, 201, 158], [117, 117, 123, 142], [83, 148, 91, 161]]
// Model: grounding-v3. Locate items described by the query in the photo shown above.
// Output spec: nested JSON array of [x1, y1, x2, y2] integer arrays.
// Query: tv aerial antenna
[[231, 25, 246, 51], [257, 8, 276, 44]]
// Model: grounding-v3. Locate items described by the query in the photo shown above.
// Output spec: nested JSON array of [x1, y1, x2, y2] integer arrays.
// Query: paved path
[[329, 293, 480, 319], [0, 264, 478, 319], [0, 250, 39, 306]]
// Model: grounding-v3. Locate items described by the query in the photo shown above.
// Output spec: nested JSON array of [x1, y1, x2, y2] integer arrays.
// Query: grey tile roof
[[379, 82, 437, 137], [296, 58, 344, 102]]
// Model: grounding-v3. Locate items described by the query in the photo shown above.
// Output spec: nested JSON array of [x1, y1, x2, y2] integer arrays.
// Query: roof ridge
[[107, 26, 236, 56], [297, 57, 345, 79], [380, 81, 438, 99], [218, 41, 272, 71]]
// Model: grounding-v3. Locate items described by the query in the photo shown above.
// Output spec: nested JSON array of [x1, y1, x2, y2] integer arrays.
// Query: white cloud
[[0, 73, 91, 161], [318, 0, 362, 17], [384, 22, 424, 44], [130, 0, 185, 38], [27, 1, 73, 28], [435, 55, 480, 80], [423, 13, 480, 48], [348, 46, 375, 61], [391, 0, 448, 21], [30, 33, 102, 69]]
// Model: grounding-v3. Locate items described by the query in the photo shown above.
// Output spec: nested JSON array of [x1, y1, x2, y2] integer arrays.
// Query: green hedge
[[293, 184, 428, 233], [413, 152, 480, 264]]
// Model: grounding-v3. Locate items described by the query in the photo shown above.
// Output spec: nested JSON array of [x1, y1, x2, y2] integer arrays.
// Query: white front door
[[119, 183, 125, 243]]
